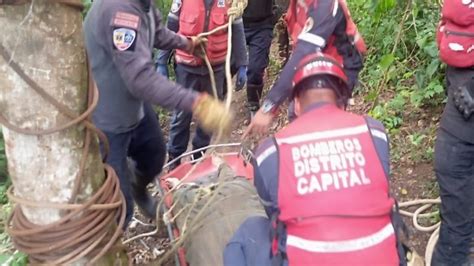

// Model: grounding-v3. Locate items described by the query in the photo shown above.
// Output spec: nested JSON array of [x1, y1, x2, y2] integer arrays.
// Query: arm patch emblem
[[113, 28, 137, 51]]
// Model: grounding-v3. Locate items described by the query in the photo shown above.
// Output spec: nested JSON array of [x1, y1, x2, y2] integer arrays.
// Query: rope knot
[[227, 0, 247, 18]]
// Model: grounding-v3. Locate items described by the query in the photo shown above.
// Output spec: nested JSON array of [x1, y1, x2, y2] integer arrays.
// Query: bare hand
[[187, 36, 208, 55], [242, 109, 274, 139]]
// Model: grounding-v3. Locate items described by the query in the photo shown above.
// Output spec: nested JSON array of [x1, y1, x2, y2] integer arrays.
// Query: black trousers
[[432, 128, 474, 266], [102, 104, 166, 227]]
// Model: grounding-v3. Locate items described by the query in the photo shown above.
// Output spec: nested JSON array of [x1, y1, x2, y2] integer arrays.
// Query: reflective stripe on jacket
[[285, 0, 366, 63], [274, 104, 399, 265]]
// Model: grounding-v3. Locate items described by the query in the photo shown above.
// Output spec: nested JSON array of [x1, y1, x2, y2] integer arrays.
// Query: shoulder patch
[[113, 28, 137, 51], [170, 0, 182, 13], [113, 12, 140, 30]]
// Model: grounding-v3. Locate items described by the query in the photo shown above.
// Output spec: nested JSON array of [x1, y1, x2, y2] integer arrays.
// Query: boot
[[246, 84, 263, 120], [131, 174, 158, 220], [190, 144, 206, 163], [167, 153, 181, 172], [246, 102, 260, 119], [191, 149, 205, 162]]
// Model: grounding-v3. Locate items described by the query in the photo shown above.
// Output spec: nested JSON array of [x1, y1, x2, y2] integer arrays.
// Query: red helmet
[[292, 53, 349, 96]]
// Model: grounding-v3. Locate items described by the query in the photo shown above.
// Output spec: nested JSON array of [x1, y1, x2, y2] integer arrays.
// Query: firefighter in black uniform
[[241, 0, 277, 116]]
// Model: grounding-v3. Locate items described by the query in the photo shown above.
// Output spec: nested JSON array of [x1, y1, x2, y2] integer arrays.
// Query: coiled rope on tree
[[0, 0, 127, 264]]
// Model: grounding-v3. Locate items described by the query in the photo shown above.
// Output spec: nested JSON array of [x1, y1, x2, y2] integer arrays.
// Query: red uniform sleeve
[[265, 0, 343, 106]]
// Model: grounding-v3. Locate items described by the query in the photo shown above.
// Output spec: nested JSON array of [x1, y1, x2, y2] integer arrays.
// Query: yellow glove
[[193, 94, 233, 135]]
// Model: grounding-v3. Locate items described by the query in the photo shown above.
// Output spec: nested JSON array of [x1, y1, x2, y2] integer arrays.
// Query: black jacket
[[243, 0, 274, 26]]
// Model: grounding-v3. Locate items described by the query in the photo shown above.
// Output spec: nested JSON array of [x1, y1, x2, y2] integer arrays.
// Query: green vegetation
[[82, 0, 92, 16], [156, 0, 173, 21], [0, 130, 27, 265], [0, 251, 28, 266], [352, 0, 444, 118], [350, 0, 443, 165]]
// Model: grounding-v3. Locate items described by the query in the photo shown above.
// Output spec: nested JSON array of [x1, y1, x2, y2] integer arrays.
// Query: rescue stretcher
[[158, 143, 263, 266], [155, 144, 433, 266]]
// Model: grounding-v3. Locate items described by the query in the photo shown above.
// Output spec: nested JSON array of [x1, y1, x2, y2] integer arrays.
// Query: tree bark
[[0, 1, 127, 264]]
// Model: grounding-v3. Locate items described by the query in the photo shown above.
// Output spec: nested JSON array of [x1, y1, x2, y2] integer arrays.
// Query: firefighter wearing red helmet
[[245, 0, 366, 136], [224, 53, 405, 266]]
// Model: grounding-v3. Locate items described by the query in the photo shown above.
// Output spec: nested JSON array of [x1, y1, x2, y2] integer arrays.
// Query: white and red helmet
[[292, 53, 349, 102], [293, 52, 348, 87]]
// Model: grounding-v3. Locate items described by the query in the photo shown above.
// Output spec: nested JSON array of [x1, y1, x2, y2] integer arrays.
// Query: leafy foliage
[[348, 0, 444, 165], [0, 132, 23, 264], [156, 0, 173, 21], [0, 251, 28, 266], [351, 0, 445, 131], [82, 0, 92, 17], [0, 131, 24, 265]]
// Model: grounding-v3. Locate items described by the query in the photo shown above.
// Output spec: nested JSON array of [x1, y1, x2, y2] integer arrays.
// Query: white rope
[[399, 198, 441, 265], [124, 2, 249, 262]]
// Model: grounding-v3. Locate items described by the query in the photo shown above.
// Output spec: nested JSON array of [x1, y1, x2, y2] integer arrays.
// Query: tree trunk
[[0, 1, 127, 264]]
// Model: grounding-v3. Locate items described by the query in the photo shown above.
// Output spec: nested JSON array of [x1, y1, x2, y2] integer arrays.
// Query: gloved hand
[[235, 66, 247, 91], [156, 64, 169, 79], [187, 36, 208, 58], [193, 94, 233, 134]]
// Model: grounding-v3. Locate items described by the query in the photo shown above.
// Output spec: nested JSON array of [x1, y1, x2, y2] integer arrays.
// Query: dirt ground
[[124, 39, 441, 264], [349, 95, 441, 257]]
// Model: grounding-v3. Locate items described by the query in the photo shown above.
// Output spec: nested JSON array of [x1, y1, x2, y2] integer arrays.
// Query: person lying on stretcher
[[224, 53, 411, 266], [158, 147, 267, 266]]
